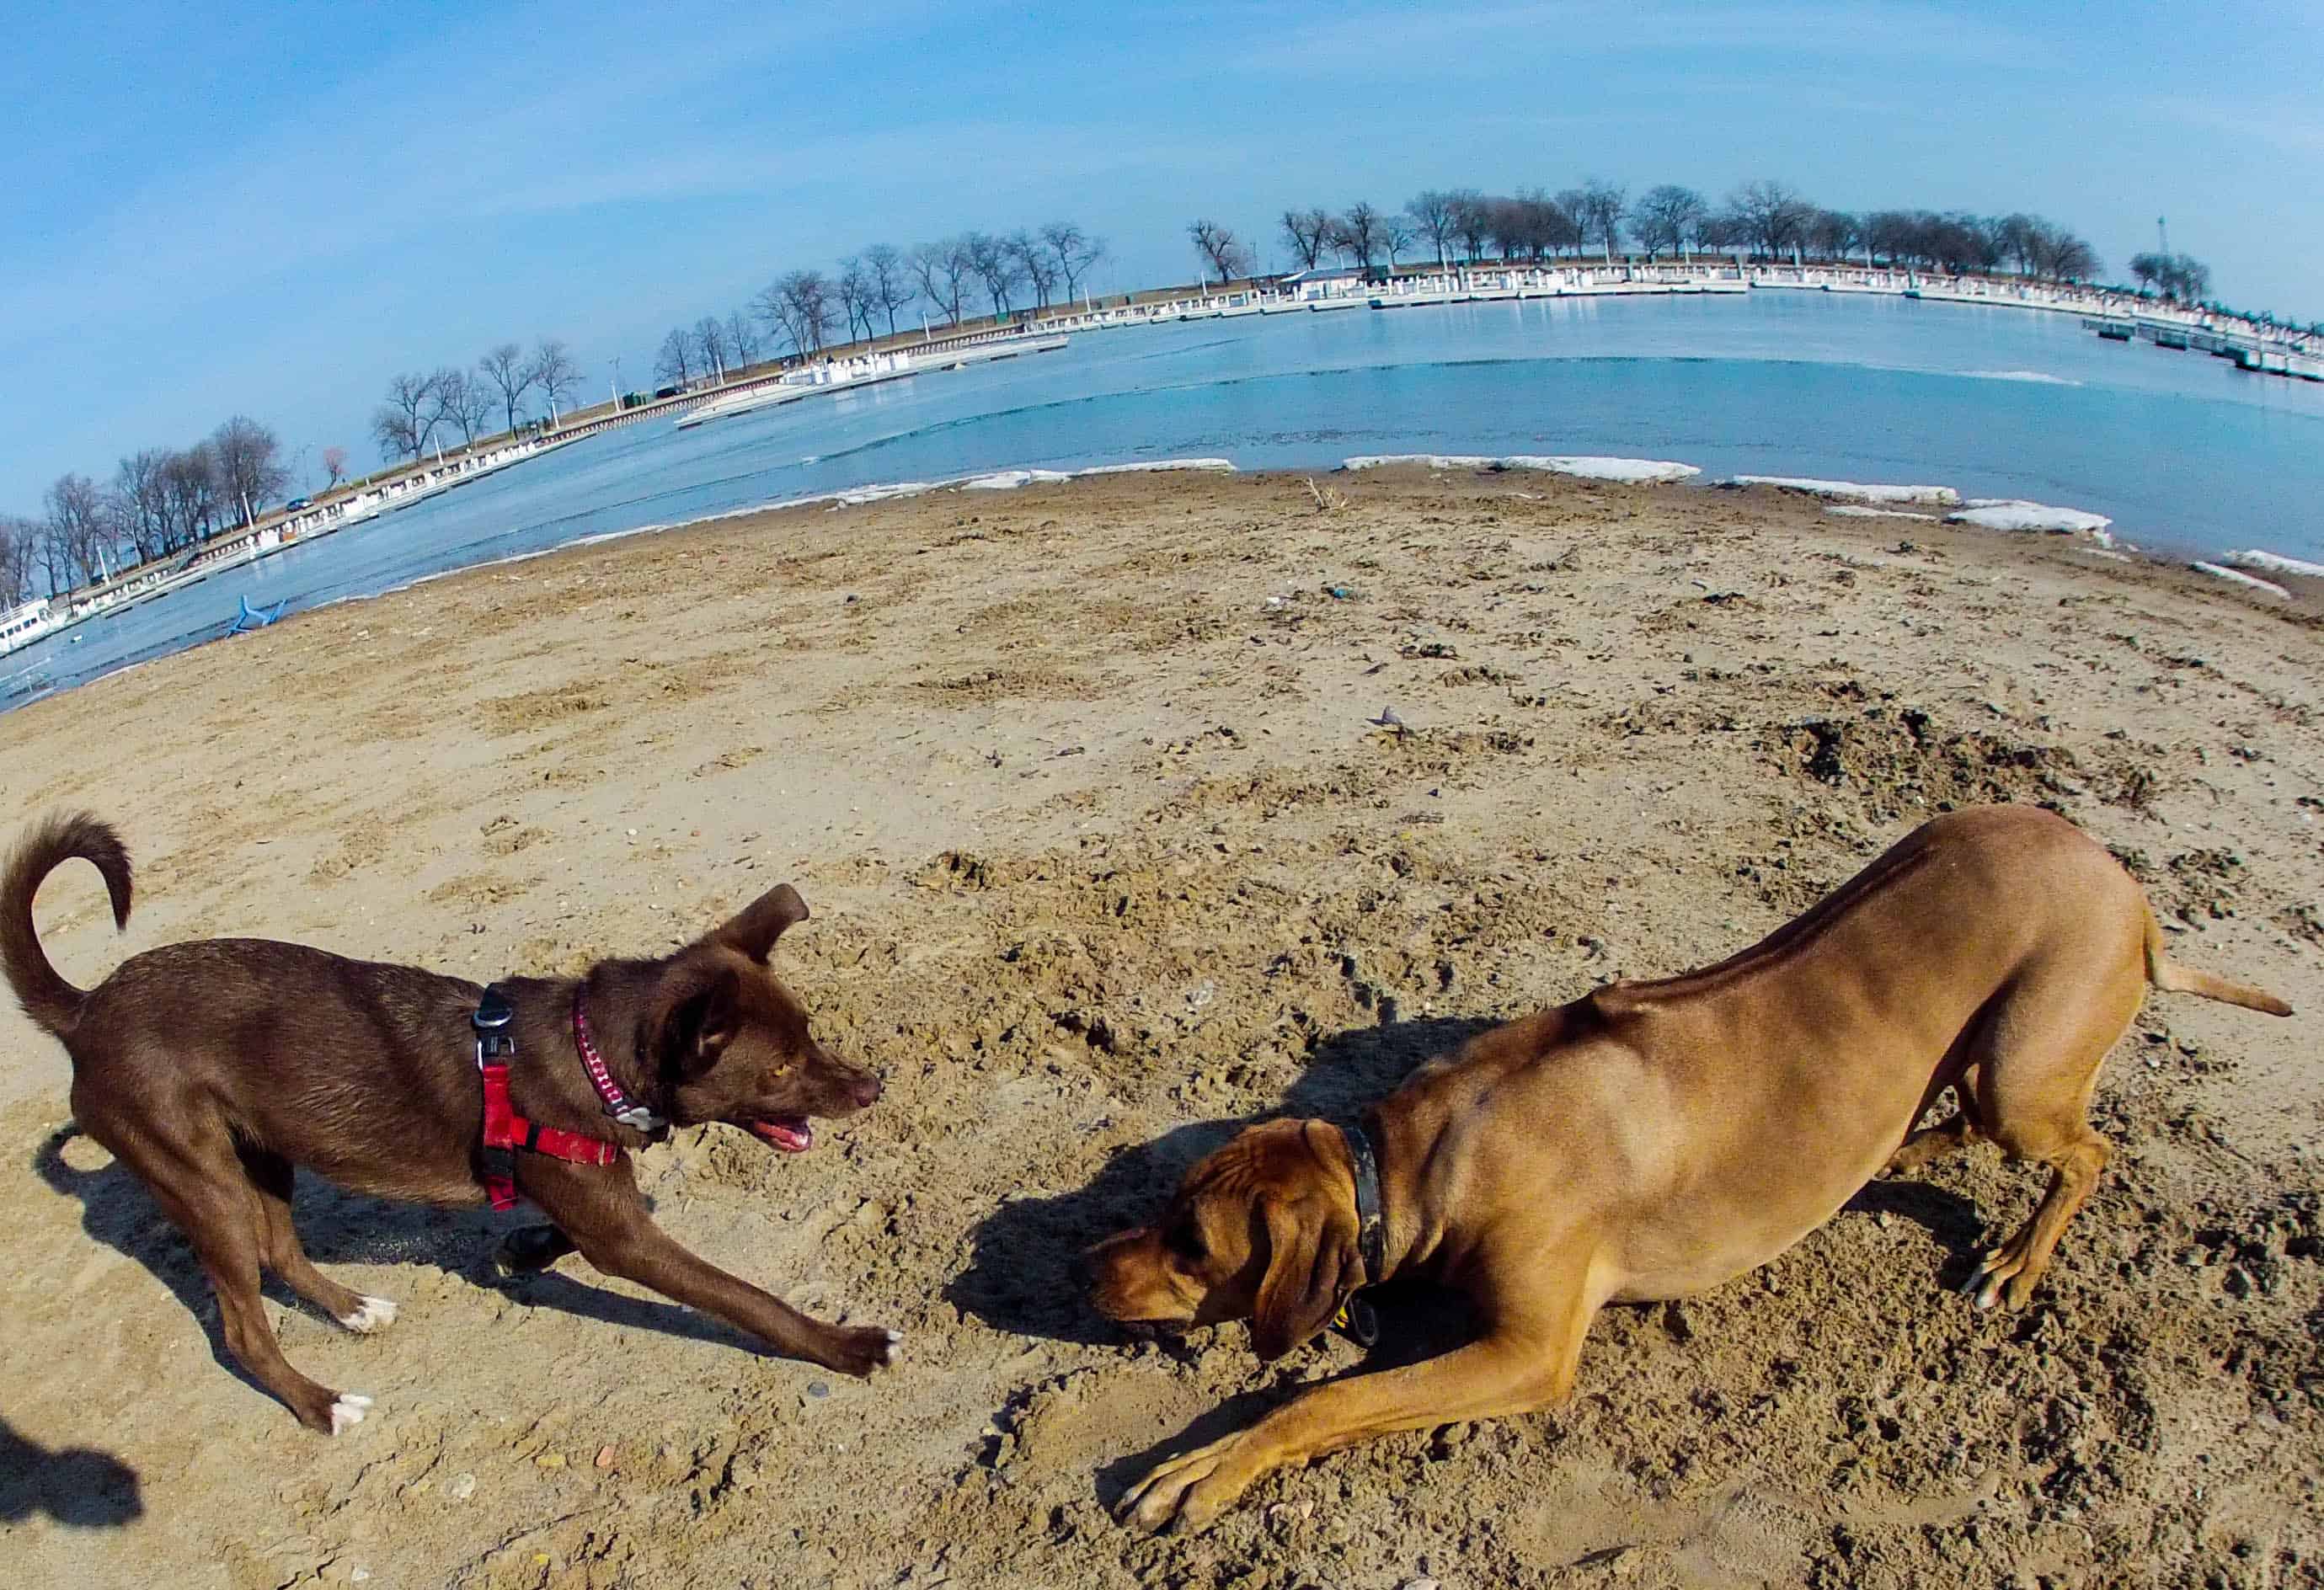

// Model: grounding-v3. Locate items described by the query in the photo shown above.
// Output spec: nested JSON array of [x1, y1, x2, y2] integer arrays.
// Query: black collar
[[1344, 1117, 1387, 1285]]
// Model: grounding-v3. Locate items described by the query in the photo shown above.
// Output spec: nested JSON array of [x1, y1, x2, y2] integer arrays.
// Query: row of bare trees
[[1247, 182, 2107, 285], [372, 340, 582, 462], [650, 225, 1110, 392], [0, 416, 298, 602]]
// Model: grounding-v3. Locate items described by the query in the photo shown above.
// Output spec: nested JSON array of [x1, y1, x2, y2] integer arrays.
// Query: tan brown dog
[[1086, 803, 2290, 1533], [3, 812, 895, 1434]]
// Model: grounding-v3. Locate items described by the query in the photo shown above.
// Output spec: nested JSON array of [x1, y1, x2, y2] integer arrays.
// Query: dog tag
[[1333, 1294, 1381, 1348]]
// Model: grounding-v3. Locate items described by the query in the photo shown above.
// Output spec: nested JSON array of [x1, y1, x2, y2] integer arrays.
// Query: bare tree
[[655, 328, 695, 387], [1728, 179, 1815, 260], [692, 315, 732, 380], [321, 446, 349, 490], [112, 449, 172, 562], [757, 271, 835, 355], [527, 339, 582, 420], [45, 472, 115, 583], [836, 257, 877, 344], [910, 238, 971, 327], [160, 444, 221, 547], [1406, 190, 1459, 269], [1280, 207, 1333, 269], [1808, 210, 1862, 264], [1631, 184, 1708, 260], [1333, 202, 1384, 274], [725, 308, 761, 369], [1560, 179, 1625, 262], [964, 232, 1024, 319], [1188, 219, 1251, 285], [434, 371, 492, 446], [209, 415, 291, 526], [478, 342, 536, 434], [1008, 229, 1060, 309], [1382, 218, 1416, 269], [865, 243, 916, 333], [1450, 191, 1493, 262], [0, 517, 34, 605], [1039, 222, 1103, 302]]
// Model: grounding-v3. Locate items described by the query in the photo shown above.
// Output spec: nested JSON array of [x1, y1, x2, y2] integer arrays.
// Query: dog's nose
[[852, 1072, 883, 1108]]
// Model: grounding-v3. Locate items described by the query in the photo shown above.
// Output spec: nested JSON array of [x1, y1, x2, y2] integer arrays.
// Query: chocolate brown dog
[[3, 812, 895, 1434], [1086, 804, 2291, 1533]]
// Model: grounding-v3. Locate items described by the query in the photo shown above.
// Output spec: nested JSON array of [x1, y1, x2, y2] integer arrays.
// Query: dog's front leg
[[1122, 1283, 1598, 1534], [526, 1164, 897, 1375]]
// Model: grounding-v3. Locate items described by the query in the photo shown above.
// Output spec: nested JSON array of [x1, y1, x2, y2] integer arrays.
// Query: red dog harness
[[472, 984, 654, 1210]]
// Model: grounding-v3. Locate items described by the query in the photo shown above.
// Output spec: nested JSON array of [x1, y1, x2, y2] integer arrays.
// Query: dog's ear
[[1250, 1178, 1361, 1361], [653, 962, 743, 1080], [712, 883, 809, 963]]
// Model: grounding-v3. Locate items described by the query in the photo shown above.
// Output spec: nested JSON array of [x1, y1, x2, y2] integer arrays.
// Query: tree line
[[371, 339, 583, 462], [1210, 181, 2113, 287], [3, 415, 297, 604], [653, 224, 1107, 387]]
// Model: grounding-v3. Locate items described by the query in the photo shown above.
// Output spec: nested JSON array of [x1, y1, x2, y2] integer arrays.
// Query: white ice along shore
[[2193, 563, 2290, 600], [1824, 505, 1941, 521], [1340, 454, 1700, 483], [1944, 499, 2115, 543], [1725, 476, 1962, 506], [2225, 549, 2324, 580]]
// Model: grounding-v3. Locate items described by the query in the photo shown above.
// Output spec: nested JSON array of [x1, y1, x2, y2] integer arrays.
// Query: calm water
[[11, 291, 2322, 705]]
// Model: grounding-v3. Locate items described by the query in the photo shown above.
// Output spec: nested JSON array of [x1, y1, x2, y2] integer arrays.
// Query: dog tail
[[1, 812, 132, 1038], [2143, 909, 2292, 1016]]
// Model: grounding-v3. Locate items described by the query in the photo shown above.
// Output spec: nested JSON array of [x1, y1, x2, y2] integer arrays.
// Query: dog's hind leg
[[240, 1146, 395, 1333], [1958, 957, 2140, 1311], [1886, 1072, 1984, 1175], [80, 1099, 368, 1433]]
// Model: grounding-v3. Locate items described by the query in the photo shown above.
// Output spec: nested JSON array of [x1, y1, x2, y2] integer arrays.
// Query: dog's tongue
[[750, 1117, 814, 1153]]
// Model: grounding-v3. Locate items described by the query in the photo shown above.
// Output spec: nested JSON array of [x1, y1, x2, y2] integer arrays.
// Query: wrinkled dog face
[[1083, 1118, 1361, 1359], [654, 884, 881, 1153]]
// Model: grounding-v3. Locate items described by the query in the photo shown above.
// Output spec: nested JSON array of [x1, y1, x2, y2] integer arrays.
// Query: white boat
[[0, 596, 61, 659]]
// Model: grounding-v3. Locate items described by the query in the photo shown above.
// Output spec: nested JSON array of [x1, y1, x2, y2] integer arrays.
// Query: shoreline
[[8, 443, 2316, 712], [3, 466, 2317, 1587]]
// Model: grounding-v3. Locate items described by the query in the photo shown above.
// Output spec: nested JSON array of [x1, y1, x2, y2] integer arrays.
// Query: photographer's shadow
[[946, 1014, 1492, 1347]]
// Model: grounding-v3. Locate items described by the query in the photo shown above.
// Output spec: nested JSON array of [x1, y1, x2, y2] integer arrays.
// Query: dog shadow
[[1842, 1176, 1989, 1280], [0, 1412, 142, 1529], [29, 1126, 760, 1394], [946, 1014, 1493, 1348]]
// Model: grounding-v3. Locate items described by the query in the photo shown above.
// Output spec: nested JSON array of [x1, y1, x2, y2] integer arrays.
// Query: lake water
[[11, 291, 2322, 705]]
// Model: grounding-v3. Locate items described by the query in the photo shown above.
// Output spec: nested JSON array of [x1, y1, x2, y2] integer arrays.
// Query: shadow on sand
[[0, 1412, 142, 1529], [29, 1123, 767, 1416]]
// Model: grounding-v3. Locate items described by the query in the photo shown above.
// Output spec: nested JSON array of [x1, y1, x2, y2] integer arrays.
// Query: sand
[[1, 467, 2319, 1589]]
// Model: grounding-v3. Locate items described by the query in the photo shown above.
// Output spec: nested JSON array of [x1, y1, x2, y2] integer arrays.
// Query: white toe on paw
[[884, 1330, 903, 1343], [329, 1393, 373, 1435], [337, 1295, 399, 1333]]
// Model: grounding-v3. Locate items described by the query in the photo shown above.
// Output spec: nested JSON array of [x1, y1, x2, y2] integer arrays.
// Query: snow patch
[[1962, 370, 2081, 386], [1072, 457, 1236, 476], [1728, 476, 1961, 506], [1341, 454, 1698, 483], [2225, 548, 2324, 580], [1945, 499, 2115, 543], [961, 469, 1072, 491], [2193, 563, 2290, 600], [1824, 505, 1941, 521]]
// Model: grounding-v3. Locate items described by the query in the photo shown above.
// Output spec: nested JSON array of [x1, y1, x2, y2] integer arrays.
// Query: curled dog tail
[[2143, 909, 2292, 1017], [1, 812, 132, 1038]]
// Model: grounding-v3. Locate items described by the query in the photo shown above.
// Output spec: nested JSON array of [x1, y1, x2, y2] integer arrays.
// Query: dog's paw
[[1115, 1435, 1253, 1534], [491, 1225, 573, 1281], [336, 1295, 398, 1334], [818, 1324, 901, 1378], [329, 1393, 373, 1436]]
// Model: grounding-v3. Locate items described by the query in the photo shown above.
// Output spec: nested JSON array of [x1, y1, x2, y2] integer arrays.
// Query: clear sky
[[4, 0, 2317, 510]]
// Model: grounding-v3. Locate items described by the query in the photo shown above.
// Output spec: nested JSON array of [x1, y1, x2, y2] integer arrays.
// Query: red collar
[[573, 991, 666, 1134]]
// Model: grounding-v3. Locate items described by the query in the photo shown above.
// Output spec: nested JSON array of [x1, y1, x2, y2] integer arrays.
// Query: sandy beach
[[1, 466, 2319, 1588]]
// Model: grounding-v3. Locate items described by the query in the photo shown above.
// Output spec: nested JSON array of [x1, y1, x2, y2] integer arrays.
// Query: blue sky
[[4, 0, 2318, 509]]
